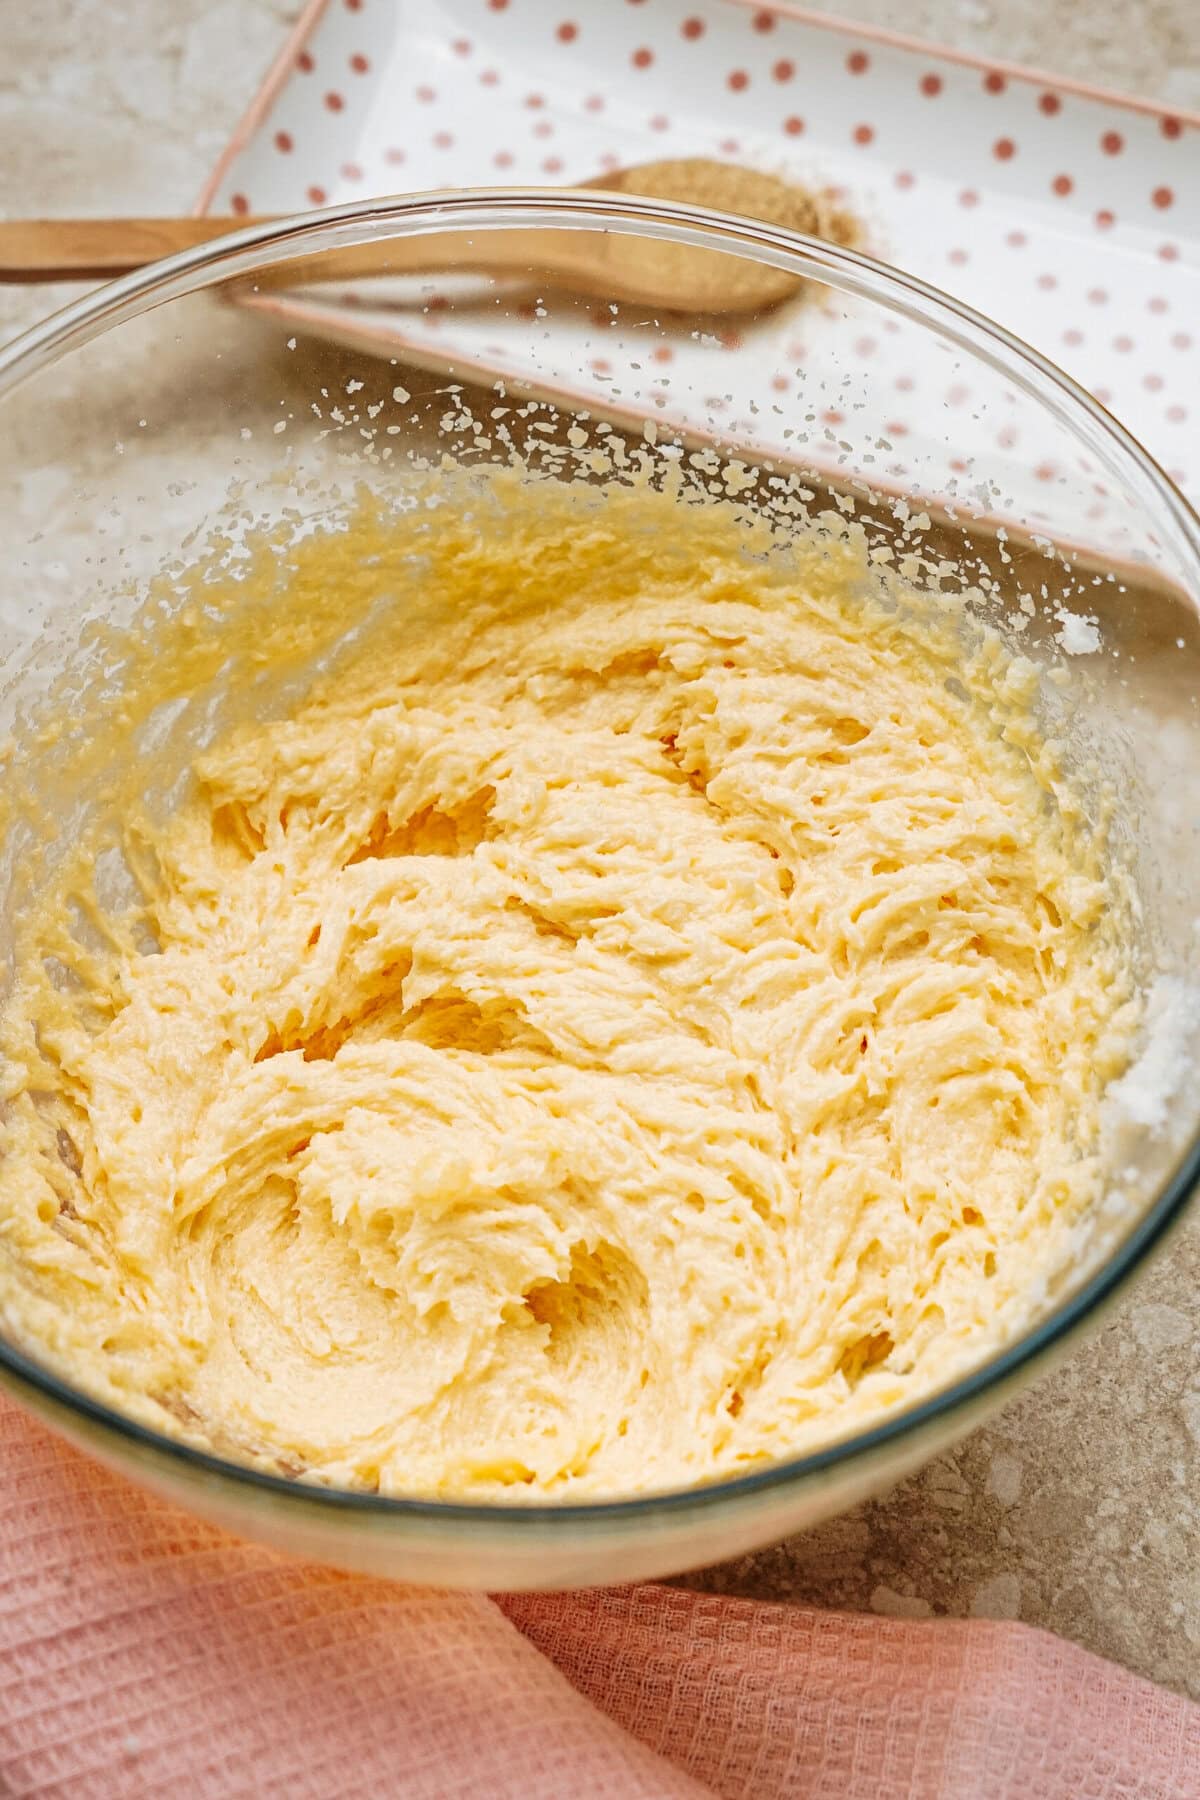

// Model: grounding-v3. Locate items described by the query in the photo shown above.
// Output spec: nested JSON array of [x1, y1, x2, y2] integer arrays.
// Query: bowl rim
[[1, 187, 1198, 1530]]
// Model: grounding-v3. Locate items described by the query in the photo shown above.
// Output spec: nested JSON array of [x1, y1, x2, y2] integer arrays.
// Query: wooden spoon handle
[[0, 217, 270, 282], [0, 214, 654, 290]]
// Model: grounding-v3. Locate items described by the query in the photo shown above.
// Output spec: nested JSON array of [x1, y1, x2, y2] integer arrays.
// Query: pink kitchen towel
[[1, 1393, 1196, 1799]]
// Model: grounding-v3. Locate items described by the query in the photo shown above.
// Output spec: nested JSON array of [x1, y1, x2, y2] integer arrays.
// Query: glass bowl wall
[[0, 191, 1197, 1590]]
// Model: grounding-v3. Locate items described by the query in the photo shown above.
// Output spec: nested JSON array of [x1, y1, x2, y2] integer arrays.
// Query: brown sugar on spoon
[[586, 157, 862, 315]]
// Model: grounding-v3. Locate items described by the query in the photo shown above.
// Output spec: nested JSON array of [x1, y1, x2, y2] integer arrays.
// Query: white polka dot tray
[[201, 0, 1198, 543]]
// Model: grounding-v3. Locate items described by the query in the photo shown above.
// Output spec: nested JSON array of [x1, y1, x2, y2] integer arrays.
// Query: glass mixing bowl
[[0, 191, 1198, 1591]]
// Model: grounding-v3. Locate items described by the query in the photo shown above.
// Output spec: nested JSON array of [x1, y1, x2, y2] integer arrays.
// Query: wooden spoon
[[0, 159, 857, 316]]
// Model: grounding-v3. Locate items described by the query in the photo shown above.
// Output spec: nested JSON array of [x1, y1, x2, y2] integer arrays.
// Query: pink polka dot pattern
[[209, 1, 1198, 532]]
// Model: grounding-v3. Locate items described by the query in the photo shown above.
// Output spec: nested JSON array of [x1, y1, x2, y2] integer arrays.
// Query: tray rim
[[195, 0, 1200, 219]]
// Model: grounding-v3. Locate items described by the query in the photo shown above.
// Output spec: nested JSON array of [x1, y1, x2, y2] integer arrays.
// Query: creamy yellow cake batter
[[0, 469, 1134, 1498]]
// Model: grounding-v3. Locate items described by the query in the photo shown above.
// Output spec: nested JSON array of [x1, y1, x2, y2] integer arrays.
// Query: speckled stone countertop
[[2, 0, 1197, 1703]]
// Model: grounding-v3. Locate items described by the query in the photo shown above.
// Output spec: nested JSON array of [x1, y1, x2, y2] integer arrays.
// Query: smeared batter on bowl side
[[0, 469, 1134, 1497]]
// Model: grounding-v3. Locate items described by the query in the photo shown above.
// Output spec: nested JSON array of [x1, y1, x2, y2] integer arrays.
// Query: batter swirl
[[0, 473, 1133, 1496]]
